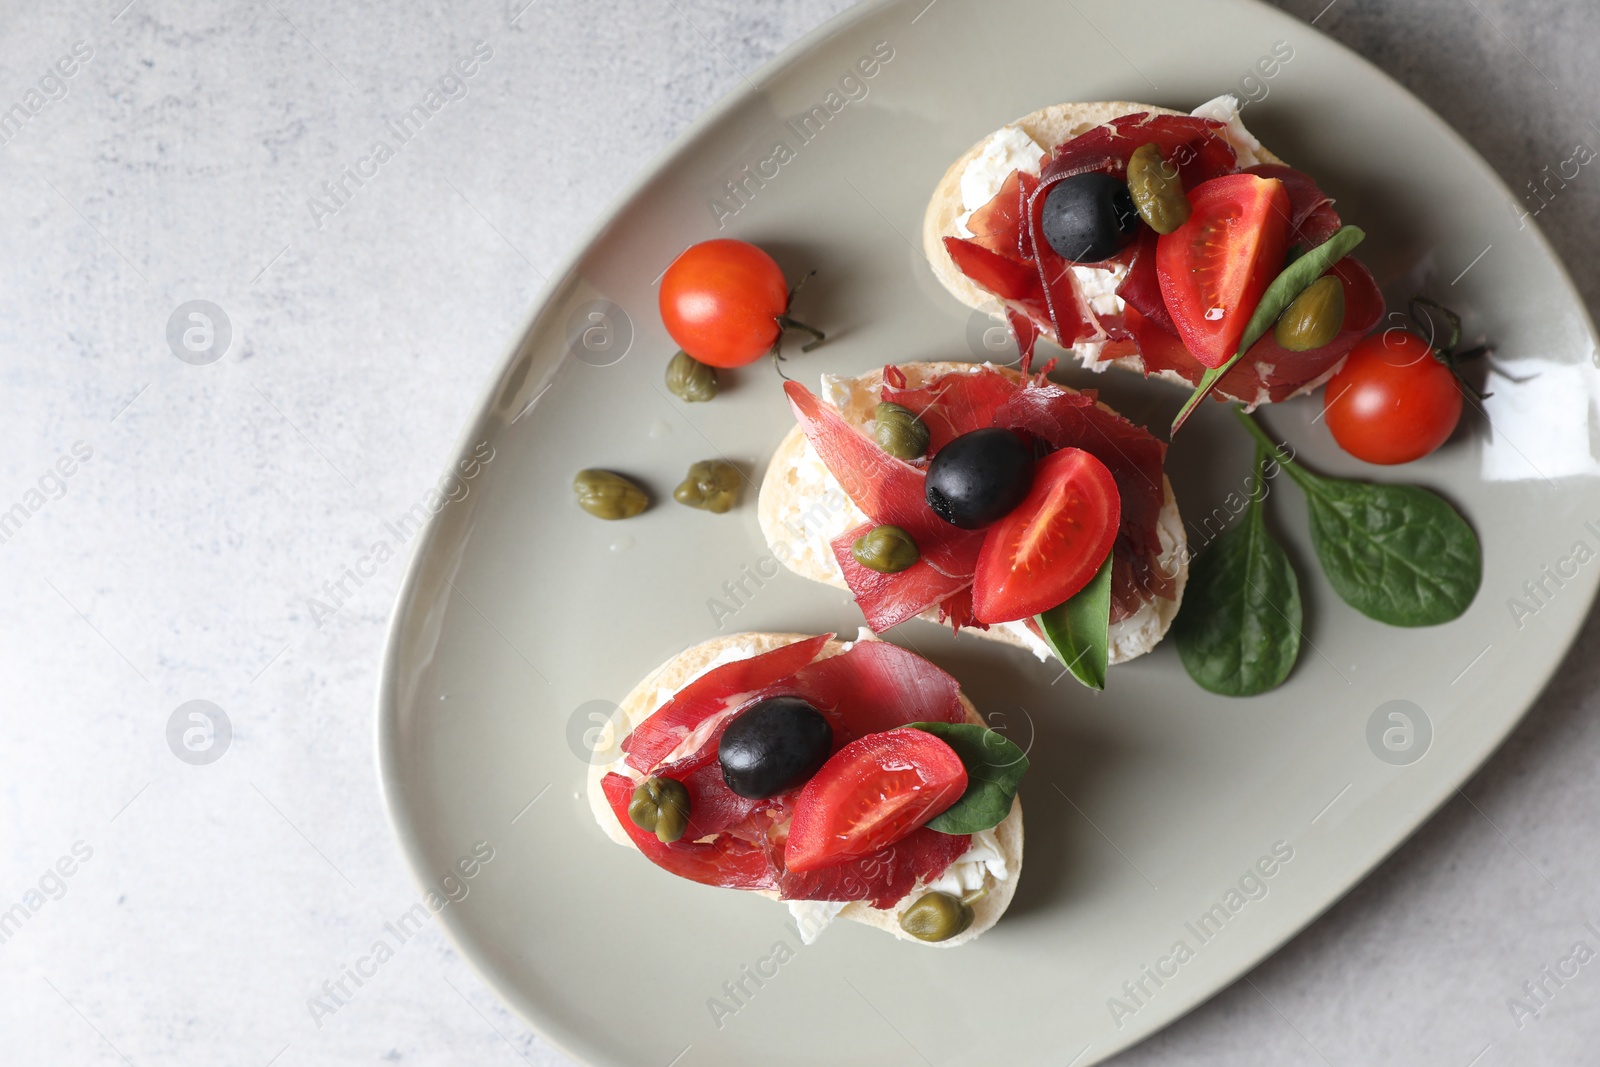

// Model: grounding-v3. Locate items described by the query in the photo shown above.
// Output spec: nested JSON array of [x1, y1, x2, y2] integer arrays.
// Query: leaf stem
[[1233, 407, 1315, 494]]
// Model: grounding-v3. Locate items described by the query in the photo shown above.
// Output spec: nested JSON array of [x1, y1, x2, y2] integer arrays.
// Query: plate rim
[[376, 0, 1600, 1063]]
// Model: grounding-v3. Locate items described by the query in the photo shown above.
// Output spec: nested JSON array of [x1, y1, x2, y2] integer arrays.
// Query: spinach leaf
[[1035, 551, 1114, 690], [909, 722, 1028, 835], [1173, 447, 1303, 695], [1236, 409, 1481, 625], [1172, 225, 1366, 433]]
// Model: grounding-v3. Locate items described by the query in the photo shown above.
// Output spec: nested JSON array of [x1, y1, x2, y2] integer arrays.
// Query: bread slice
[[587, 631, 1022, 947], [922, 100, 1301, 393], [757, 362, 1187, 665]]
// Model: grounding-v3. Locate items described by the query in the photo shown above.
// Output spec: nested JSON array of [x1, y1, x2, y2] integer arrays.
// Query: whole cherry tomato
[[1324, 328, 1463, 465], [658, 239, 821, 368]]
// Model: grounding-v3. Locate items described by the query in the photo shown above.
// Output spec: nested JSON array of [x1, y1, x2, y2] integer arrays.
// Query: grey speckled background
[[1, 0, 1597, 1064]]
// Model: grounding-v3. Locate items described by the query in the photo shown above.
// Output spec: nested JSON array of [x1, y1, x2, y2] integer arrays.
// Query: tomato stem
[[765, 271, 826, 377], [1409, 295, 1492, 401], [781, 270, 826, 352], [769, 346, 793, 381], [777, 315, 826, 352]]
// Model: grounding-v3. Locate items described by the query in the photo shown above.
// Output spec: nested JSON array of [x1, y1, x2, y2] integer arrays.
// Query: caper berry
[[874, 402, 930, 461], [851, 525, 919, 574], [1126, 142, 1191, 235], [673, 459, 741, 513], [627, 776, 691, 844], [1273, 274, 1346, 352], [574, 469, 648, 520], [665, 350, 718, 403], [898, 891, 974, 942]]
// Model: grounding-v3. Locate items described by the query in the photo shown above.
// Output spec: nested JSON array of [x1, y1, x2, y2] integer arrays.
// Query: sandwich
[[923, 94, 1383, 409], [759, 361, 1186, 672], [588, 631, 1025, 946]]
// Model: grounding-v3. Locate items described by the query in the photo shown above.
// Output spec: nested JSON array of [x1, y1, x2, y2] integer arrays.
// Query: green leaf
[[909, 722, 1028, 835], [1034, 552, 1114, 690], [1302, 479, 1481, 625], [1236, 408, 1482, 626], [1172, 448, 1303, 695], [1172, 226, 1366, 434]]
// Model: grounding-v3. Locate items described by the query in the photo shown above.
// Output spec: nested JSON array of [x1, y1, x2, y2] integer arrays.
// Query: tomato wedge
[[971, 447, 1120, 624], [1155, 174, 1291, 369], [784, 729, 967, 873]]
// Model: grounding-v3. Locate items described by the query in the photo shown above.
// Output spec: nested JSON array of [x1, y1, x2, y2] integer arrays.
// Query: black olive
[[718, 696, 833, 799], [1040, 172, 1141, 263], [925, 428, 1035, 529]]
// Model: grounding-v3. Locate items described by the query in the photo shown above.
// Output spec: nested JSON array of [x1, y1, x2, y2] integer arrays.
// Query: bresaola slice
[[601, 772, 777, 890], [1248, 164, 1342, 248], [783, 381, 985, 577], [1037, 113, 1240, 186], [788, 639, 966, 743], [622, 634, 829, 771], [880, 363, 1020, 455], [830, 524, 974, 632], [774, 827, 970, 909], [1116, 228, 1174, 335]]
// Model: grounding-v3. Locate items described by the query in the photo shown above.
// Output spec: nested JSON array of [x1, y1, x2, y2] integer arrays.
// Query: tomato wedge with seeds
[[784, 729, 967, 873], [971, 447, 1120, 624], [1155, 173, 1292, 369]]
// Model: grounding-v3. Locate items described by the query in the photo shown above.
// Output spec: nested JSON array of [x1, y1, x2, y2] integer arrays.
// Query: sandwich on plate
[[760, 361, 1185, 679], [588, 631, 1026, 945], [923, 94, 1383, 412]]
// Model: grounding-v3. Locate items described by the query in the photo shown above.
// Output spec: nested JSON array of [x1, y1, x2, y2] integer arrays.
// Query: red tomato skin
[[784, 729, 967, 873], [972, 448, 1122, 624], [1156, 174, 1292, 369], [1324, 330, 1463, 465], [659, 239, 789, 367]]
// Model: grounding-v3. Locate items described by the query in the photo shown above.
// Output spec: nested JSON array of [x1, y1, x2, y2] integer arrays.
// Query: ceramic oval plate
[[378, 0, 1600, 1063]]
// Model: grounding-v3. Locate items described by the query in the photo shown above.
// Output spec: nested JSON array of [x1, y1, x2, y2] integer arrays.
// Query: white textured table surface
[[3, 0, 1598, 1064]]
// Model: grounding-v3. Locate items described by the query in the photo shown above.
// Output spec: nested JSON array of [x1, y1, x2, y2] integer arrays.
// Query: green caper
[[665, 350, 718, 403], [874, 402, 930, 461], [627, 776, 691, 844], [1126, 142, 1191, 235], [1273, 274, 1346, 352], [851, 525, 919, 574], [898, 891, 974, 943], [673, 459, 741, 513], [574, 469, 648, 520]]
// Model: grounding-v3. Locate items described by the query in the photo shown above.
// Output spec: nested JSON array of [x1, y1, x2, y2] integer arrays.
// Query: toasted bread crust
[[586, 631, 1023, 947]]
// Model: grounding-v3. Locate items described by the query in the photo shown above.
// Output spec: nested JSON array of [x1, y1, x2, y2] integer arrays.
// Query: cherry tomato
[[1156, 174, 1292, 368], [971, 447, 1121, 624], [1324, 329, 1463, 465], [659, 239, 791, 367], [784, 729, 966, 873]]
